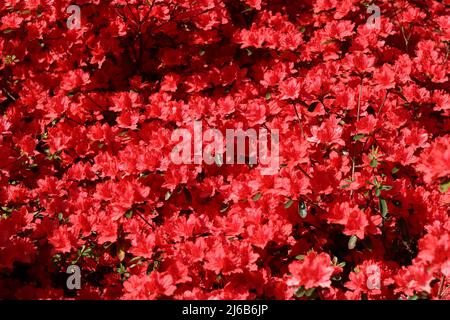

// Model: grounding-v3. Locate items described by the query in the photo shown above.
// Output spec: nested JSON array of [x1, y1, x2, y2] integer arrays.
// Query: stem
[[377, 90, 389, 116], [356, 77, 363, 122], [125, 0, 140, 25], [441, 284, 450, 299], [2, 87, 16, 101], [293, 104, 305, 138], [351, 77, 364, 197], [135, 211, 153, 228], [438, 276, 446, 299], [298, 165, 312, 180], [82, 92, 107, 111]]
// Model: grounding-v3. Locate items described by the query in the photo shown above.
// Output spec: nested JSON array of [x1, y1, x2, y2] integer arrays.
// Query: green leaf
[[295, 255, 305, 260], [129, 256, 142, 263], [439, 180, 450, 193], [375, 188, 381, 197], [370, 158, 378, 168], [164, 191, 172, 201], [353, 134, 365, 141], [284, 199, 294, 209], [379, 198, 388, 217], [348, 235, 357, 250], [265, 92, 271, 100], [252, 193, 262, 201], [294, 287, 305, 298], [305, 287, 315, 297], [392, 167, 400, 174], [1, 206, 12, 213], [298, 201, 307, 218], [125, 210, 133, 218]]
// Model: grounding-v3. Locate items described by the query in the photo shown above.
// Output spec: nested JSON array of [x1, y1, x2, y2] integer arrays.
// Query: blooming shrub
[[0, 0, 449, 300]]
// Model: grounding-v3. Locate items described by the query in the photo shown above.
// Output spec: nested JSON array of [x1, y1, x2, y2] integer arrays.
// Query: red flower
[[0, 0, 448, 300], [287, 252, 337, 290], [416, 136, 450, 183]]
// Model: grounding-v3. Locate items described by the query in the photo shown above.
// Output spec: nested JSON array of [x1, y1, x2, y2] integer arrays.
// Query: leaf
[[295, 255, 305, 260], [305, 287, 315, 297], [348, 235, 357, 250], [125, 210, 133, 218], [295, 287, 305, 298], [298, 201, 307, 218], [129, 256, 142, 263], [308, 102, 319, 112], [165, 191, 172, 201], [379, 198, 388, 217], [392, 167, 400, 174], [439, 180, 450, 193], [183, 187, 192, 203], [375, 188, 381, 197], [252, 193, 262, 201], [265, 92, 271, 100], [1, 206, 12, 213], [117, 249, 126, 261], [284, 199, 294, 209], [353, 134, 365, 141], [370, 158, 378, 168]]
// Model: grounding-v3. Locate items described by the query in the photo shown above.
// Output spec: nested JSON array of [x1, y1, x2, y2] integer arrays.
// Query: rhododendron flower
[[287, 252, 337, 290]]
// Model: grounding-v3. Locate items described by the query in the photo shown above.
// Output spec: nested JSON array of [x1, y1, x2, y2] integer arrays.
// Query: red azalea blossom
[[287, 252, 339, 290]]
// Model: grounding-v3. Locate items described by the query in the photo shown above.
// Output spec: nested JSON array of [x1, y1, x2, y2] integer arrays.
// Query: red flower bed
[[0, 0, 449, 299]]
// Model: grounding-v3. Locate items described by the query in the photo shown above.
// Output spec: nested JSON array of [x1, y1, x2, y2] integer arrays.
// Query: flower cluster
[[0, 0, 449, 300]]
